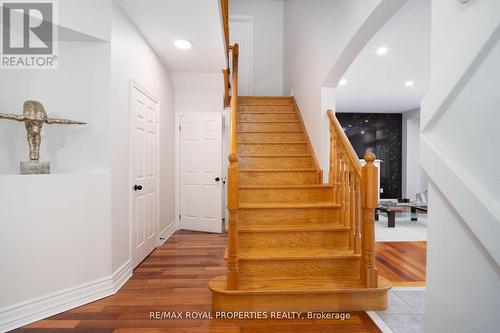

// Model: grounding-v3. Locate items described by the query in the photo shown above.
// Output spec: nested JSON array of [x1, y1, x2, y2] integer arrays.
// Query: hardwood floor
[[14, 231, 426, 332], [375, 241, 427, 287]]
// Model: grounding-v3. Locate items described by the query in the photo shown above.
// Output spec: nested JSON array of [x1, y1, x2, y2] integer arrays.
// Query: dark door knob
[[134, 185, 143, 191], [215, 177, 220, 182]]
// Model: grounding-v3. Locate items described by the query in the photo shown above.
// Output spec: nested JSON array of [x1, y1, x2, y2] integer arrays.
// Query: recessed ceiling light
[[364, 120, 369, 123], [377, 46, 389, 55], [174, 39, 192, 50], [405, 80, 415, 87], [338, 79, 348, 87]]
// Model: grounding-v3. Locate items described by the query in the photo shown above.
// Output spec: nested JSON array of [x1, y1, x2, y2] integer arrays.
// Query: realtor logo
[[1, 1, 58, 69]]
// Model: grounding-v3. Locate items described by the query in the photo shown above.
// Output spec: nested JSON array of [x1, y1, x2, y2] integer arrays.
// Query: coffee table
[[375, 203, 427, 228]]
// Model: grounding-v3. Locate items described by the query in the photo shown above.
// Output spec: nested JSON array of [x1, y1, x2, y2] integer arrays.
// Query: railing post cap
[[364, 152, 376, 162]]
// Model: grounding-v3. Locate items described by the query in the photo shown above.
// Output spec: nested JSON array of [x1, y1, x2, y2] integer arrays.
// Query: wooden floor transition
[[15, 231, 426, 333]]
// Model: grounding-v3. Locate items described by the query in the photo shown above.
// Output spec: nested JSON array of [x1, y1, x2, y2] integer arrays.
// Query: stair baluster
[[349, 164, 356, 250], [344, 159, 351, 228], [329, 124, 335, 188], [354, 180, 362, 254]]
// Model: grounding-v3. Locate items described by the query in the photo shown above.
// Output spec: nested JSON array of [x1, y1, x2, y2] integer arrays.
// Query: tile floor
[[369, 288, 426, 333], [375, 214, 427, 242]]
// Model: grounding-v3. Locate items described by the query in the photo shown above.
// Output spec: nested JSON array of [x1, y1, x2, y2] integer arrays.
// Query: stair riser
[[240, 187, 333, 204], [239, 208, 340, 226], [239, 156, 312, 169], [238, 122, 302, 132], [238, 143, 309, 155], [238, 132, 305, 142], [239, 98, 293, 106], [240, 171, 317, 185], [239, 231, 350, 249], [239, 258, 360, 279], [238, 113, 298, 121], [212, 289, 388, 312]]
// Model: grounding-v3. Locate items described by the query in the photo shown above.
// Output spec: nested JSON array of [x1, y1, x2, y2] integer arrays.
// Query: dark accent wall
[[336, 113, 402, 199]]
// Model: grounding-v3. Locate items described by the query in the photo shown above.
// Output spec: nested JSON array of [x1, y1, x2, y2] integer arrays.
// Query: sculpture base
[[20, 161, 50, 175]]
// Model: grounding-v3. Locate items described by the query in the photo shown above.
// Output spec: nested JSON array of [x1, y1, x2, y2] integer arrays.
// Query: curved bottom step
[[209, 275, 391, 312]]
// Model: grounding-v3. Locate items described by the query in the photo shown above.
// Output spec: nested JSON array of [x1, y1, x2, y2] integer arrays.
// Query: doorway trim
[[128, 80, 161, 268], [229, 15, 254, 96]]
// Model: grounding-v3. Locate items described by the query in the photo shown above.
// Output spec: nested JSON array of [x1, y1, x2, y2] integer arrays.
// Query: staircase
[[209, 90, 391, 311]]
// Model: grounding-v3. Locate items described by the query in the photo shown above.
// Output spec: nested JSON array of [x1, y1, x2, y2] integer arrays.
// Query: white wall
[[111, 3, 176, 272], [56, 0, 112, 41], [402, 108, 427, 200], [0, 173, 112, 331], [426, 184, 500, 333], [283, 0, 407, 179], [423, 0, 500, 332], [229, 0, 284, 96], [171, 73, 224, 113]]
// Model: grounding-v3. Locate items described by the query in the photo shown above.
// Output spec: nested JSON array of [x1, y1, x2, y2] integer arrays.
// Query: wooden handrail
[[328, 110, 378, 288], [327, 110, 361, 176], [230, 44, 239, 154], [223, 69, 230, 107], [220, 0, 231, 107], [221, 0, 229, 57]]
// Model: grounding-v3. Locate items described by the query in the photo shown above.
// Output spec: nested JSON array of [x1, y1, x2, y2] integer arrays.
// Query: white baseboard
[[0, 261, 132, 333], [158, 220, 177, 246]]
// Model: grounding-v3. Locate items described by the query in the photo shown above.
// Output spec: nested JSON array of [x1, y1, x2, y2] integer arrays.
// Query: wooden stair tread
[[239, 224, 348, 232], [239, 202, 340, 209], [238, 130, 303, 133], [237, 120, 299, 123], [239, 102, 293, 105], [239, 168, 317, 172], [238, 247, 359, 260], [239, 184, 333, 189], [210, 275, 391, 295], [238, 111, 296, 114], [239, 153, 311, 157], [238, 141, 307, 144]]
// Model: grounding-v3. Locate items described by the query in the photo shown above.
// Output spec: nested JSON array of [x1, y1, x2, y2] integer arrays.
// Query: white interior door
[[180, 113, 223, 233], [131, 83, 159, 268], [229, 16, 252, 96]]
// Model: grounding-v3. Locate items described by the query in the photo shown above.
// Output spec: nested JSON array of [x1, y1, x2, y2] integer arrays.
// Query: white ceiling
[[117, 0, 226, 73], [336, 0, 431, 113]]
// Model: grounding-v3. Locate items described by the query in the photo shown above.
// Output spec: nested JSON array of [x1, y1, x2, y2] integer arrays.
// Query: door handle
[[215, 177, 221, 182], [134, 185, 143, 191]]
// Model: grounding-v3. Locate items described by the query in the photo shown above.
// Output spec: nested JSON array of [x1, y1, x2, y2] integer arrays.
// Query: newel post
[[227, 153, 239, 290], [361, 152, 378, 288]]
